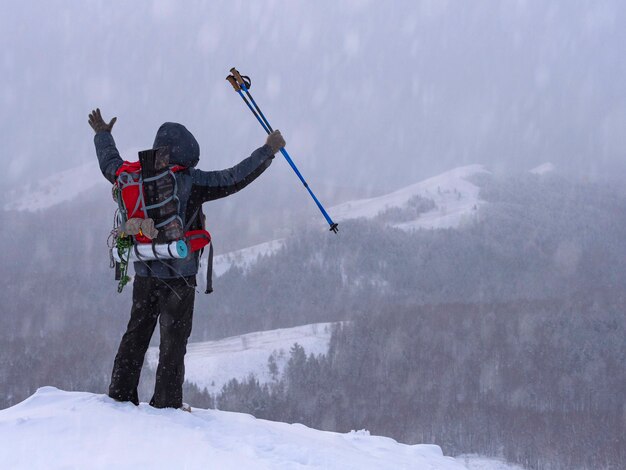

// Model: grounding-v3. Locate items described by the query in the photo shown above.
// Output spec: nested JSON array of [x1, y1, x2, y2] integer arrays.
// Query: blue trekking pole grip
[[226, 68, 339, 234]]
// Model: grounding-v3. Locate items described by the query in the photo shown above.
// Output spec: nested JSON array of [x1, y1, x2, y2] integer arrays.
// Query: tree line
[[214, 294, 626, 470]]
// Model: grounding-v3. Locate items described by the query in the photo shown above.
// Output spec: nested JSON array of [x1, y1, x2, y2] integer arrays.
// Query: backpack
[[110, 147, 213, 293]]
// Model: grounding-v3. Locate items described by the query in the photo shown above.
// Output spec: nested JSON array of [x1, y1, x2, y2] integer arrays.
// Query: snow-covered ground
[[331, 164, 488, 230], [147, 323, 335, 394], [0, 387, 467, 470], [457, 455, 527, 470], [212, 238, 286, 277], [529, 162, 555, 175], [4, 161, 107, 212], [145, 324, 528, 469]]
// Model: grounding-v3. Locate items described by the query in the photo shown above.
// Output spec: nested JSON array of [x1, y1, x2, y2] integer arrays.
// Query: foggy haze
[[1, 0, 625, 199], [2, 2, 626, 469]]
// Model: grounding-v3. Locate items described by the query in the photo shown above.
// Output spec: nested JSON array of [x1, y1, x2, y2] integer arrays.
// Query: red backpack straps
[[114, 161, 189, 243]]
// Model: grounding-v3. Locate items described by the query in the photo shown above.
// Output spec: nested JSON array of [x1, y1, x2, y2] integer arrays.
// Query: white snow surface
[[330, 164, 488, 230], [212, 238, 286, 277], [147, 323, 335, 394], [4, 161, 107, 212], [529, 162, 555, 175], [457, 455, 527, 470], [0, 387, 467, 470]]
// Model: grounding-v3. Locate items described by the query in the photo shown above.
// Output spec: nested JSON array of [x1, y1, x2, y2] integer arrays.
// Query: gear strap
[[185, 207, 201, 232], [185, 206, 213, 294], [205, 242, 214, 294]]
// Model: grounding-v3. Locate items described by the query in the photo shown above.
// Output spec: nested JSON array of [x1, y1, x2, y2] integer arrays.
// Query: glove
[[265, 130, 285, 155], [88, 108, 117, 133]]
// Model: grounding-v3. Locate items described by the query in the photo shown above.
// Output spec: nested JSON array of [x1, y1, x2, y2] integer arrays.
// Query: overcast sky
[[1, 0, 624, 198]]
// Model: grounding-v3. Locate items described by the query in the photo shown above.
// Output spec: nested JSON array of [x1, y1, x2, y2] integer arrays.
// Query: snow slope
[[331, 164, 488, 230], [212, 238, 286, 277], [0, 387, 466, 470], [458, 455, 527, 470], [529, 162, 555, 175], [147, 323, 335, 394], [207, 165, 489, 279], [3, 161, 107, 212]]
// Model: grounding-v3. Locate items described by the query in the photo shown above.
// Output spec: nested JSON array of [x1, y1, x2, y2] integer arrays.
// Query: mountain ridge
[[209, 164, 491, 278]]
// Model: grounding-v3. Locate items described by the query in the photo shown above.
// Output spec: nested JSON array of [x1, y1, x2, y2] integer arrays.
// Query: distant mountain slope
[[529, 162, 555, 175], [147, 323, 336, 394], [0, 387, 467, 470], [5, 163, 487, 227], [213, 238, 286, 277], [208, 165, 488, 280], [331, 164, 487, 230], [3, 161, 107, 212]]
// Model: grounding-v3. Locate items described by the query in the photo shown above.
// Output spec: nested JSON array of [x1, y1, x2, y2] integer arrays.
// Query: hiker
[[88, 108, 285, 409]]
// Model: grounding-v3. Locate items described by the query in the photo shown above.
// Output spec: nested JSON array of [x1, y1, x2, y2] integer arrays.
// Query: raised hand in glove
[[265, 130, 286, 155], [88, 108, 117, 133]]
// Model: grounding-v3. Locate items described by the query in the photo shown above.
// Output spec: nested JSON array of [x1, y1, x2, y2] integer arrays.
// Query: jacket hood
[[153, 122, 200, 167]]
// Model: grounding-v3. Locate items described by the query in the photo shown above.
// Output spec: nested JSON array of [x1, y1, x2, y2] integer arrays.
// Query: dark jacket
[[94, 122, 274, 278]]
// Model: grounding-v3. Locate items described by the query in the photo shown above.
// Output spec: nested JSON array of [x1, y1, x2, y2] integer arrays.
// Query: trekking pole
[[226, 68, 339, 234]]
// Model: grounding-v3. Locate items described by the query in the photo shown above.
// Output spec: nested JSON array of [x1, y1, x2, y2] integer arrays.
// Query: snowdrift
[[0, 387, 465, 470]]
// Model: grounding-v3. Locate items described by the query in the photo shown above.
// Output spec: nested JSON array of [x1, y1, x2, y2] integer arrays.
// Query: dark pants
[[108, 275, 195, 408]]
